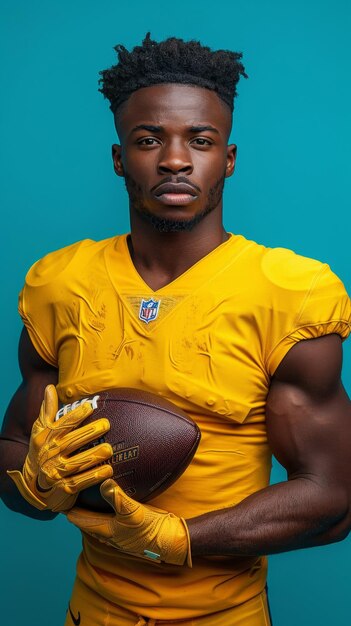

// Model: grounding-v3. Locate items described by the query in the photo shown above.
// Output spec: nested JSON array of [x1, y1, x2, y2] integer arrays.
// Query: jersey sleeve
[[18, 240, 93, 367], [263, 252, 351, 375]]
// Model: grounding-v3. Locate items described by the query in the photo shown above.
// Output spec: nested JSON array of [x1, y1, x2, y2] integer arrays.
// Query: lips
[[153, 182, 199, 206], [154, 182, 198, 197]]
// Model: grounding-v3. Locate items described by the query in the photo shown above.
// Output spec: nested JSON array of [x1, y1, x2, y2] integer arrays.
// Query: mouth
[[155, 193, 198, 206], [152, 182, 199, 206]]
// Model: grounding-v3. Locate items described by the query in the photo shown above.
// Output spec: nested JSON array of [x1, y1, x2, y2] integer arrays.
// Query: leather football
[[59, 388, 201, 512]]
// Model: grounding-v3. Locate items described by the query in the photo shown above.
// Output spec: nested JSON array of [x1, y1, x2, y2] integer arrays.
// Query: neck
[[128, 211, 229, 291]]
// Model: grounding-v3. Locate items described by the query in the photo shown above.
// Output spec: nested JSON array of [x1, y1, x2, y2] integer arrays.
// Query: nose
[[157, 140, 193, 175]]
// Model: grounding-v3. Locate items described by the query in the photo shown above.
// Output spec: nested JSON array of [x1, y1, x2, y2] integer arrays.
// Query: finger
[[60, 463, 114, 494], [42, 445, 113, 484], [58, 443, 113, 476], [57, 418, 111, 454], [44, 385, 59, 421], [99, 479, 120, 510], [54, 401, 94, 430], [36, 385, 58, 430], [101, 481, 144, 524]]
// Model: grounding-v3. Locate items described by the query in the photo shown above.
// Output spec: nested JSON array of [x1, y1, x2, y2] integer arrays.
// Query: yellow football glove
[[7, 385, 113, 512], [67, 479, 192, 567]]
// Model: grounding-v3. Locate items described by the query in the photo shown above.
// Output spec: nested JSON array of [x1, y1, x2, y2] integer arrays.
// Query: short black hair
[[99, 33, 247, 115]]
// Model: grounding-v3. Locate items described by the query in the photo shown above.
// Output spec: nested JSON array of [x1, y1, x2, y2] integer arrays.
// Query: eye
[[190, 137, 213, 147], [137, 137, 161, 146]]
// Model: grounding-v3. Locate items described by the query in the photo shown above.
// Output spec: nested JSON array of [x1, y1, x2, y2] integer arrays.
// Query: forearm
[[187, 477, 350, 557], [0, 439, 57, 520]]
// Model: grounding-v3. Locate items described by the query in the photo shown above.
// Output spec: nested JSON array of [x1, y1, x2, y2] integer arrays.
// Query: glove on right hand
[[7, 385, 113, 512]]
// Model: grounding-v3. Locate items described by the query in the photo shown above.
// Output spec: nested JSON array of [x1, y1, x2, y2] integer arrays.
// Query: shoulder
[[236, 238, 347, 297], [260, 246, 325, 289], [256, 243, 350, 327], [24, 236, 118, 287], [259, 246, 350, 312], [234, 237, 326, 287], [254, 246, 351, 374], [18, 236, 121, 366]]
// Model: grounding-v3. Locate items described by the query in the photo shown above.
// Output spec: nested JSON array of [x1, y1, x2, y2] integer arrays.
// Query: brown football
[[60, 388, 201, 512]]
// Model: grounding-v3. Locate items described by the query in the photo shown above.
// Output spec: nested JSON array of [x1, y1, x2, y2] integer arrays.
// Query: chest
[[55, 283, 270, 424]]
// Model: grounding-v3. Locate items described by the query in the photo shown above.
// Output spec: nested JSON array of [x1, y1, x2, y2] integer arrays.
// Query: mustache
[[150, 176, 201, 194]]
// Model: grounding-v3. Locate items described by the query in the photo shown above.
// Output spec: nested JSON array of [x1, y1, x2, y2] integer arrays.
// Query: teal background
[[1, 0, 350, 624]]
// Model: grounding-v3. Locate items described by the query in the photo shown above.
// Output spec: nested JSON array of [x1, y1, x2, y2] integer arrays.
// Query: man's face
[[113, 84, 236, 232]]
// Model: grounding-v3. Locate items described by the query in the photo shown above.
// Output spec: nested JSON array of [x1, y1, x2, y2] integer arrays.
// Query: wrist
[[159, 516, 192, 567], [7, 469, 47, 510]]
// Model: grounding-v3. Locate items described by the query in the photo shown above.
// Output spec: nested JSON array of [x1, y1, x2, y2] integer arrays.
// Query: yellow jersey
[[19, 233, 351, 619]]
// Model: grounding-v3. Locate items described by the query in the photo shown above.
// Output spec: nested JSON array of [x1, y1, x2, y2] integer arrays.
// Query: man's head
[[99, 34, 247, 233]]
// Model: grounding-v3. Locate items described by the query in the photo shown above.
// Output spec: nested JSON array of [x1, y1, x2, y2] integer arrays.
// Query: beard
[[124, 172, 225, 233]]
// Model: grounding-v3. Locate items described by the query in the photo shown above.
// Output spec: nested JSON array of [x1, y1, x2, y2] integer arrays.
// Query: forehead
[[116, 83, 232, 138]]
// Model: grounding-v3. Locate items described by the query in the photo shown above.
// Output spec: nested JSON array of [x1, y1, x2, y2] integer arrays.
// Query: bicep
[[1, 327, 58, 443], [266, 334, 351, 492]]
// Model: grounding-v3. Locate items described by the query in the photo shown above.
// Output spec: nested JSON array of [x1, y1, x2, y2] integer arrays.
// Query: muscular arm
[[0, 327, 58, 519], [187, 333, 351, 556]]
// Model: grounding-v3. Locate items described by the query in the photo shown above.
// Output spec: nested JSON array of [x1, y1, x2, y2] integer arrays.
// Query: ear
[[112, 144, 124, 177], [225, 144, 237, 178]]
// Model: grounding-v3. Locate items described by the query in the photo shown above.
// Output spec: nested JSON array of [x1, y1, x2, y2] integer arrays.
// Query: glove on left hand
[[67, 479, 192, 566]]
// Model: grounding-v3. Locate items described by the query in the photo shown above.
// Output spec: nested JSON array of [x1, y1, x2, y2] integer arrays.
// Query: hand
[[67, 479, 192, 567], [7, 385, 113, 512]]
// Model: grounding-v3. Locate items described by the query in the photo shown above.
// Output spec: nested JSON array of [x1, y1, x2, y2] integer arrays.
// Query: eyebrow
[[131, 124, 219, 134], [131, 124, 163, 133], [189, 125, 219, 134]]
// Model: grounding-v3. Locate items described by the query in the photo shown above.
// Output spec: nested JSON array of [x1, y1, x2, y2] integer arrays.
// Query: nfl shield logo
[[139, 298, 161, 324]]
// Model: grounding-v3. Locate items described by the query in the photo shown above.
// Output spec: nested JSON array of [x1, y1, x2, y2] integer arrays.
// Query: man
[[1, 33, 351, 626]]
